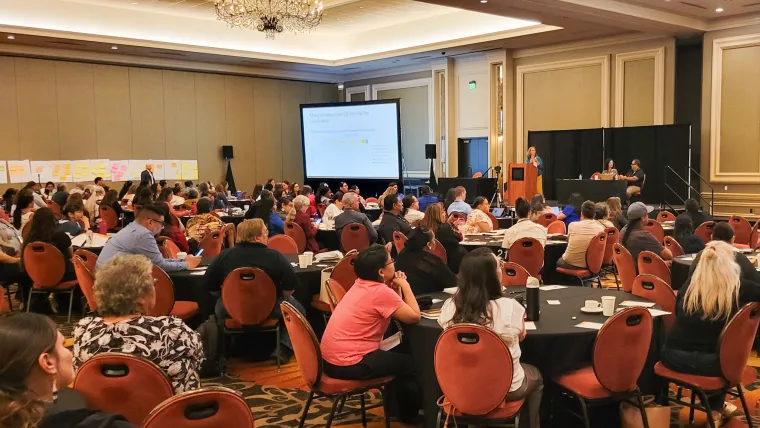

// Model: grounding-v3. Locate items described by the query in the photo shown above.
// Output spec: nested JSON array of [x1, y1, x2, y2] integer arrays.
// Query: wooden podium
[[507, 163, 538, 206]]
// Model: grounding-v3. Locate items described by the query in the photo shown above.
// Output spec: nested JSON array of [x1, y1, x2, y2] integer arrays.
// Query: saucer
[[580, 307, 604, 314]]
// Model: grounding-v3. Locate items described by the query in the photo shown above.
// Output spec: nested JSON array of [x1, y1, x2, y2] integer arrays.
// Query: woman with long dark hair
[[438, 249, 543, 428], [251, 184, 263, 201], [117, 180, 133, 201], [674, 215, 705, 255], [21, 208, 75, 279], [2, 188, 17, 216], [557, 192, 583, 227], [100, 189, 123, 218], [420, 203, 466, 273], [603, 158, 618, 178], [13, 189, 36, 231], [394, 227, 457, 295]]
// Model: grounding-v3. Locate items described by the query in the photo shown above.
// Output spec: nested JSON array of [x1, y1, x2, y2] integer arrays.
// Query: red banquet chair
[[655, 303, 760, 428], [285, 221, 308, 253], [73, 248, 99, 273], [23, 242, 78, 322], [73, 353, 173, 425], [695, 221, 715, 244], [435, 324, 525, 426], [613, 243, 637, 292], [281, 301, 393, 428], [601, 227, 620, 285], [143, 386, 254, 428], [340, 223, 370, 253], [536, 212, 557, 228], [507, 237, 544, 279], [657, 211, 676, 223], [643, 219, 665, 244], [663, 236, 685, 257], [632, 274, 676, 330], [751, 221, 760, 249], [198, 230, 224, 258], [221, 222, 235, 248], [365, 197, 378, 204], [325, 279, 347, 312], [729, 215, 752, 246], [268, 234, 299, 255], [427, 238, 448, 265], [501, 262, 531, 287], [486, 211, 500, 230], [157, 237, 181, 259], [547, 220, 566, 235], [554, 308, 654, 428], [637, 250, 671, 286], [73, 255, 98, 315], [149, 265, 199, 322], [556, 232, 607, 288], [99, 205, 121, 232], [330, 250, 359, 292], [392, 231, 408, 254]]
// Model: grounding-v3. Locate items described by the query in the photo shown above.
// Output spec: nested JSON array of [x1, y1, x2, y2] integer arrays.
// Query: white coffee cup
[[584, 300, 601, 311], [176, 252, 187, 260], [601, 296, 616, 316], [298, 254, 309, 269], [304, 251, 314, 265]]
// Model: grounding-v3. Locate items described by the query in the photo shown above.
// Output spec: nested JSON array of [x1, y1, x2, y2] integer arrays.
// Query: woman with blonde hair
[[376, 186, 397, 210], [661, 240, 760, 422], [606, 196, 626, 230], [287, 194, 320, 252]]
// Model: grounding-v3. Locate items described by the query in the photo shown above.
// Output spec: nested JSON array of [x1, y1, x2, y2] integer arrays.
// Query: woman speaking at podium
[[526, 146, 543, 195]]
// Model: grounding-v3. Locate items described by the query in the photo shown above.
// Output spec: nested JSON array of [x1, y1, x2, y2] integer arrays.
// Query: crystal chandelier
[[214, 0, 324, 39]]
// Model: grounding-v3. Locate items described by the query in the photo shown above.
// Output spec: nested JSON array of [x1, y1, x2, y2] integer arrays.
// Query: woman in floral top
[[460, 197, 493, 235], [73, 254, 203, 394]]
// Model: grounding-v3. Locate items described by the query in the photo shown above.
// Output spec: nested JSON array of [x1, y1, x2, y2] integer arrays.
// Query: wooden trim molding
[[345, 85, 370, 102], [515, 55, 610, 153], [512, 34, 664, 59], [703, 192, 760, 219], [614, 47, 665, 127], [709, 34, 760, 183]]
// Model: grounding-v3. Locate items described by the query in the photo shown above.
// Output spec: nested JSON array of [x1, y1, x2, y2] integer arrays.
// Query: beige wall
[[377, 86, 429, 173], [0, 56, 337, 194], [623, 58, 656, 127]]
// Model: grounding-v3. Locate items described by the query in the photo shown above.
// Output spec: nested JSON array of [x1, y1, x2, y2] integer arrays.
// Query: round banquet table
[[179, 214, 246, 227], [403, 287, 664, 428], [671, 250, 760, 291]]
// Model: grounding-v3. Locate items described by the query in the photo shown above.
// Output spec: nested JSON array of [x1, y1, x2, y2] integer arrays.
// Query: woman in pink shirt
[[320, 244, 422, 423]]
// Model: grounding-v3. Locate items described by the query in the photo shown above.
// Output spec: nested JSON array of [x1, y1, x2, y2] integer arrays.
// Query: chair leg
[[219, 330, 228, 376], [324, 397, 341, 428], [275, 327, 281, 372], [635, 389, 650, 428], [67, 290, 75, 323], [26, 289, 33, 313], [695, 389, 717, 428], [613, 266, 620, 291], [689, 391, 696, 423], [336, 395, 347, 416], [596, 276, 603, 289], [298, 390, 314, 428], [5, 286, 13, 311], [360, 393, 367, 428], [436, 408, 443, 428], [577, 396, 591, 428], [578, 277, 585, 287], [380, 387, 391, 428], [737, 385, 753, 428]]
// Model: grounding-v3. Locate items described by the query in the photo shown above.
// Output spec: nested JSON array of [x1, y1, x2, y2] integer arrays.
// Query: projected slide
[[301, 102, 401, 180]]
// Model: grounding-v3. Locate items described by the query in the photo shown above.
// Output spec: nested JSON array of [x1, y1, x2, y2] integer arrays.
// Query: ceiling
[[627, 0, 760, 19]]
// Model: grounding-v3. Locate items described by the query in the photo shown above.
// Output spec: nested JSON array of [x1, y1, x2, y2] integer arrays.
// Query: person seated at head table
[[96, 203, 200, 272], [502, 197, 547, 249], [527, 193, 553, 222], [13, 189, 37, 232], [661, 240, 760, 424], [678, 198, 712, 230], [417, 185, 438, 213], [438, 248, 543, 428], [557, 200, 606, 270], [402, 194, 424, 225], [21, 207, 75, 279], [75, 254, 203, 394], [594, 202, 615, 229], [186, 199, 224, 250], [619, 159, 645, 199], [157, 204, 189, 253], [335, 192, 378, 248], [24, 181, 47, 208], [620, 202, 672, 268], [323, 192, 344, 222], [394, 227, 457, 295], [420, 203, 466, 274], [320, 244, 421, 424], [603, 158, 619, 179], [674, 215, 705, 255], [686, 222, 760, 285], [58, 203, 87, 236], [0, 313, 136, 428], [182, 189, 200, 210], [446, 186, 473, 216], [460, 197, 492, 235], [205, 218, 305, 361], [286, 195, 321, 253], [606, 196, 627, 230], [557, 193, 583, 228], [377, 194, 412, 254]]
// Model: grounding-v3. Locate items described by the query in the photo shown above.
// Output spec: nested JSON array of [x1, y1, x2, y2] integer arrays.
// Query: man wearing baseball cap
[[620, 202, 672, 266]]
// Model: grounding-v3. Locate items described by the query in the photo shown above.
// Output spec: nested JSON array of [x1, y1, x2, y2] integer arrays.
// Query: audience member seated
[[75, 254, 203, 394], [335, 192, 378, 247], [97, 203, 200, 272], [300, 185, 317, 216], [13, 188, 36, 231], [320, 245, 421, 424], [661, 241, 760, 423], [323, 193, 343, 221], [252, 197, 283, 237], [43, 181, 56, 199], [0, 213, 28, 305], [288, 195, 321, 252], [52, 185, 69, 208], [65, 193, 89, 220], [348, 184, 366, 207], [528, 194, 553, 222], [183, 180, 195, 194], [100, 189, 123, 218], [317, 185, 332, 206], [557, 193, 583, 228], [620, 202, 672, 265], [25, 181, 47, 208], [594, 202, 615, 229], [443, 188, 456, 213], [674, 216, 705, 255], [502, 197, 547, 249], [205, 219, 305, 360], [170, 186, 186, 207], [446, 186, 472, 216], [679, 198, 712, 228], [84, 186, 105, 222], [157, 188, 188, 218], [121, 184, 138, 205], [378, 194, 412, 249], [0, 313, 135, 428], [438, 249, 543, 428], [157, 204, 190, 253], [277, 196, 292, 220], [417, 185, 438, 213], [132, 188, 154, 210], [58, 203, 87, 236], [3, 188, 17, 216], [558, 201, 605, 269], [117, 181, 132, 201], [394, 227, 457, 295], [420, 203, 466, 273], [21, 208, 75, 281], [687, 222, 760, 284], [460, 197, 492, 235], [186, 199, 224, 252], [402, 194, 424, 225], [606, 197, 627, 230], [182, 189, 200, 209]]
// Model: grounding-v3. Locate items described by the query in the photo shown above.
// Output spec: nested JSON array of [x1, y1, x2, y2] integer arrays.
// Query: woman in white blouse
[[323, 193, 344, 221]]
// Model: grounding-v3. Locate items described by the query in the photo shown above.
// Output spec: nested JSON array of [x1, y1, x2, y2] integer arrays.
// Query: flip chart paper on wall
[[147, 160, 164, 181], [90, 159, 110, 180], [51, 161, 73, 182], [128, 160, 146, 181], [181, 160, 198, 180], [109, 160, 129, 182], [164, 160, 181, 180], [29, 161, 53, 183], [8, 160, 31, 184], [0, 162, 7, 185], [72, 160, 91, 182]]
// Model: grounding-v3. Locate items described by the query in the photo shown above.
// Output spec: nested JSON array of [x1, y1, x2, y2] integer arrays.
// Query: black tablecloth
[[671, 256, 693, 291], [317, 229, 340, 251], [461, 235, 569, 284], [179, 214, 246, 227], [497, 217, 516, 229], [227, 199, 253, 208], [404, 288, 664, 428], [556, 179, 628, 203], [365, 208, 382, 222]]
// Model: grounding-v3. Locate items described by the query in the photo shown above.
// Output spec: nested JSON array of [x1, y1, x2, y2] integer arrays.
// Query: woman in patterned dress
[[73, 254, 203, 394], [460, 197, 493, 235]]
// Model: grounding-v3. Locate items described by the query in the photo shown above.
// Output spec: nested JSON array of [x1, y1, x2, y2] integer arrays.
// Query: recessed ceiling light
[[480, 0, 488, 3], [715, 7, 724, 12], [111, 45, 118, 50], [7, 35, 14, 40]]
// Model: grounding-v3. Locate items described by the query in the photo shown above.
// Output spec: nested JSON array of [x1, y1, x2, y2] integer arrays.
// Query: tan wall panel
[[15, 58, 59, 160], [224, 75, 256, 192], [163, 70, 197, 160], [93, 65, 132, 159], [129, 68, 165, 159], [280, 81, 310, 185], [0, 57, 19, 159], [718, 46, 760, 174], [310, 82, 339, 104], [56, 61, 97, 159], [254, 79, 282, 184], [522, 65, 602, 145], [377, 86, 429, 172], [195, 73, 226, 185], [623, 58, 655, 127], [349, 92, 366, 102]]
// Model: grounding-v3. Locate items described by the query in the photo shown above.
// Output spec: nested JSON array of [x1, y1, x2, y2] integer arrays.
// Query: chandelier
[[214, 0, 324, 39]]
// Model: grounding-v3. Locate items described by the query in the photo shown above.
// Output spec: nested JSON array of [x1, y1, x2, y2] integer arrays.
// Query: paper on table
[[380, 332, 402, 351], [462, 241, 489, 246], [443, 287, 458, 294], [71, 233, 110, 248], [648, 308, 672, 317], [432, 299, 443, 304], [539, 285, 567, 291], [524, 321, 537, 330], [188, 267, 208, 271], [575, 322, 604, 330], [547, 300, 561, 305], [190, 271, 206, 276], [619, 301, 656, 308]]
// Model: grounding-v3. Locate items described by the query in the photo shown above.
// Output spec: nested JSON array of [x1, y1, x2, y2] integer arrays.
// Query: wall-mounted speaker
[[425, 143, 437, 160], [222, 145, 234, 159]]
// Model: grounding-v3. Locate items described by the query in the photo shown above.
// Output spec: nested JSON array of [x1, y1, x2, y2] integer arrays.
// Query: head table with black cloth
[[556, 179, 628, 203], [403, 288, 664, 428], [671, 250, 760, 291]]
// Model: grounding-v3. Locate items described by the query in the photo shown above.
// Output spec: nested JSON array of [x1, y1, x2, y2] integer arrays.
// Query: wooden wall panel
[[15, 58, 59, 160], [163, 70, 197, 160], [0, 57, 19, 159], [56, 62, 97, 159], [94, 65, 132, 159], [623, 59, 655, 127], [195, 74, 226, 187], [129, 67, 166, 159], [280, 81, 310, 185], [224, 76, 256, 192], [254, 79, 282, 183]]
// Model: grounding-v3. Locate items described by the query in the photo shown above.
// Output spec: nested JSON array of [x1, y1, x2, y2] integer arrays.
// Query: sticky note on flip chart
[[109, 160, 129, 182], [90, 159, 110, 180], [181, 160, 198, 180]]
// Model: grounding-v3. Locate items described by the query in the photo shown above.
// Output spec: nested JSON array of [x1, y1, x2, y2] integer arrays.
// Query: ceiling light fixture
[[7, 35, 15, 40], [214, 0, 323, 40], [715, 7, 724, 12], [111, 45, 118, 50], [480, 0, 488, 3]]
